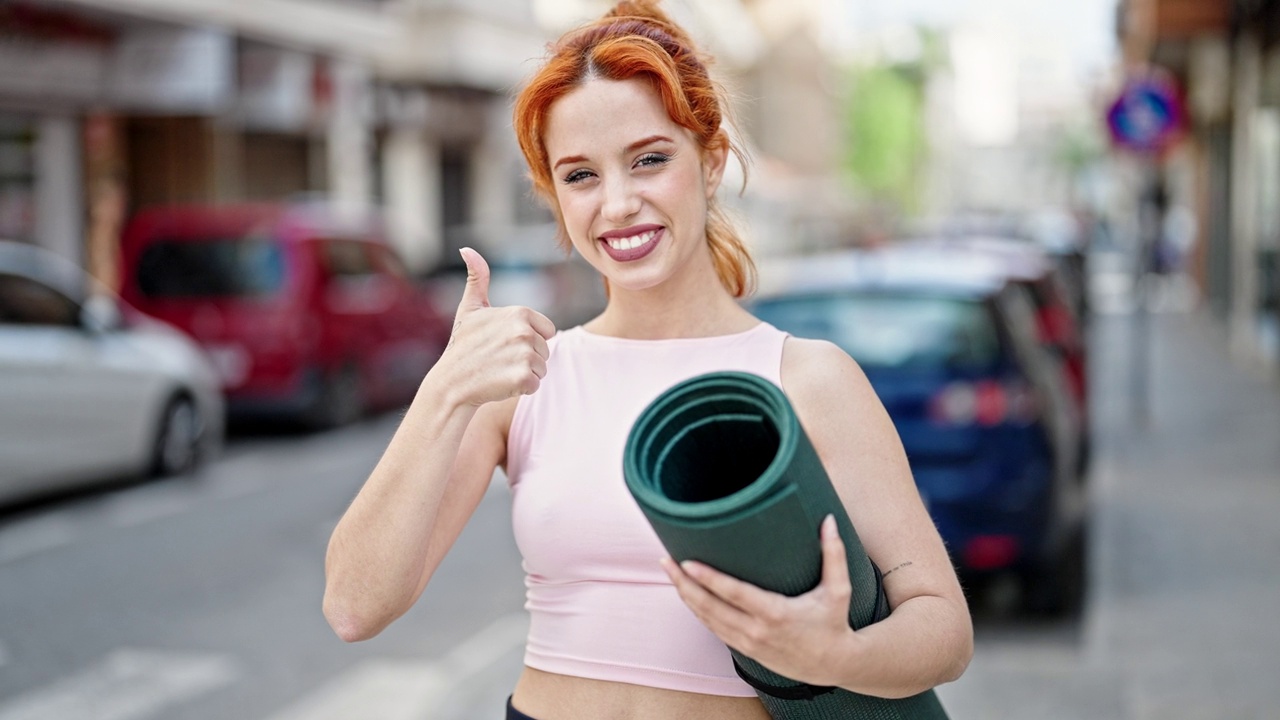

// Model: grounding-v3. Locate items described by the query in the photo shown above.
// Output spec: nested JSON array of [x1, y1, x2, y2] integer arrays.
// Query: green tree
[[844, 27, 946, 214], [846, 66, 922, 208]]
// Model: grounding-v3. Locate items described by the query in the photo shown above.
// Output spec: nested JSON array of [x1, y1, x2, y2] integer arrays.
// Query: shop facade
[[1117, 0, 1280, 367], [2, 0, 549, 286]]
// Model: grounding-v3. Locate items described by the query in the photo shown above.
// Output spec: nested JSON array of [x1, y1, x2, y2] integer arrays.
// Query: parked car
[[901, 236, 1091, 477], [0, 240, 224, 505], [118, 203, 452, 429], [1021, 208, 1091, 326], [751, 248, 1087, 614]]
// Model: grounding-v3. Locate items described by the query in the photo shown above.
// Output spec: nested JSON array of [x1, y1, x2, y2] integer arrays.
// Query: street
[[2, 289, 1280, 719], [0, 418, 528, 720]]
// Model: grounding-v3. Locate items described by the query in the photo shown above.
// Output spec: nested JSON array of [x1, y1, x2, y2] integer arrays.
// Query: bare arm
[[785, 338, 972, 696], [663, 337, 972, 698], [322, 249, 554, 642]]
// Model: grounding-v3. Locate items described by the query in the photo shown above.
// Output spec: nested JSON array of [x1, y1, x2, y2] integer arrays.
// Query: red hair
[[513, 0, 755, 297]]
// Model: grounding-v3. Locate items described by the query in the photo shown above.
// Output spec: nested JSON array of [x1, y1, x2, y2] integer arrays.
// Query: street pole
[[1104, 67, 1185, 430], [1132, 160, 1166, 429]]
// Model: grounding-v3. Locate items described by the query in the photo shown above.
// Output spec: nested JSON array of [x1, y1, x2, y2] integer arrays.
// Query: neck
[[585, 250, 755, 339]]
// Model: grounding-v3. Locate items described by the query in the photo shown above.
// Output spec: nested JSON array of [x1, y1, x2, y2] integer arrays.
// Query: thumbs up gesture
[[438, 248, 557, 406]]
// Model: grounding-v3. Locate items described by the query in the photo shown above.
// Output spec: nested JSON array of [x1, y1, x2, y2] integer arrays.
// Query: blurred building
[[0, 0, 548, 285], [1115, 0, 1280, 368], [737, 0, 856, 254], [916, 19, 1101, 219], [1, 0, 858, 291]]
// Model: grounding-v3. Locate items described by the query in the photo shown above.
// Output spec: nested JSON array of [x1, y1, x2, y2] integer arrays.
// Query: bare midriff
[[510, 667, 772, 720]]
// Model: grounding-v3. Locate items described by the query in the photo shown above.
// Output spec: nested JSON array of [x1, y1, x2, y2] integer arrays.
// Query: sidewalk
[[937, 306, 1280, 719]]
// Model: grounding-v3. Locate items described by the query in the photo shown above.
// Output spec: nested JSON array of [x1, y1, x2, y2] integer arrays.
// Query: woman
[[322, 2, 973, 718]]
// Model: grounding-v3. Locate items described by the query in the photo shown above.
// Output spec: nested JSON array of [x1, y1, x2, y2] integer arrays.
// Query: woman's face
[[543, 76, 727, 294]]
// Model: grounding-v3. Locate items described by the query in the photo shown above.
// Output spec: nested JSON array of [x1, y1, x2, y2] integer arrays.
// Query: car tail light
[[1036, 305, 1077, 348], [973, 381, 1006, 425], [962, 535, 1021, 571], [929, 380, 1039, 427], [929, 382, 978, 425]]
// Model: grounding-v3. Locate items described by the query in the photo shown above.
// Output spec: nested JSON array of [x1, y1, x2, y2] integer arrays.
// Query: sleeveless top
[[506, 322, 789, 696]]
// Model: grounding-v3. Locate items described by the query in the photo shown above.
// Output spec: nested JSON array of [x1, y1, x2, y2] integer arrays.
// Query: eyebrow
[[551, 135, 675, 170]]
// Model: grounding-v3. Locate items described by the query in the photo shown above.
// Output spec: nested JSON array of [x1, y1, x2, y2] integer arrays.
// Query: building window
[[441, 144, 472, 260], [0, 115, 36, 243]]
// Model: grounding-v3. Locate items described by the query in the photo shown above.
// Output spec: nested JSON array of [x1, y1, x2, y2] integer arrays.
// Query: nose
[[601, 173, 641, 224]]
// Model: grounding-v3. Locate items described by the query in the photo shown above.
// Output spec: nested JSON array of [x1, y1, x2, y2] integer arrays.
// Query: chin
[[603, 268, 669, 294]]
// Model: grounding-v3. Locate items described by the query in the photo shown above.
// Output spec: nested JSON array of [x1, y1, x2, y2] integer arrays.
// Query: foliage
[[843, 27, 945, 214]]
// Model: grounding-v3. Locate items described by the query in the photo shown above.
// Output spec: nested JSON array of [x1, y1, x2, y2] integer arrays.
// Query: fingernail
[[823, 514, 838, 538], [680, 560, 698, 576]]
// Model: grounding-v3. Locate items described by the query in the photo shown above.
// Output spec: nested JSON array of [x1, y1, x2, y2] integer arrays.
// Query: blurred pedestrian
[[321, 2, 972, 719]]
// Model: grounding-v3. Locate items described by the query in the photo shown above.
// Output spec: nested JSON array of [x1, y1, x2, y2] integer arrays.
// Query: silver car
[[0, 240, 224, 505]]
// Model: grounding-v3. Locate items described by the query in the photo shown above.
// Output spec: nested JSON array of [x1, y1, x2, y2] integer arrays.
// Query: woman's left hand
[[660, 514, 863, 687]]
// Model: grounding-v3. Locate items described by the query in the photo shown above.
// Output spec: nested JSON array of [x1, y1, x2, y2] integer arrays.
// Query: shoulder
[[779, 337, 877, 417]]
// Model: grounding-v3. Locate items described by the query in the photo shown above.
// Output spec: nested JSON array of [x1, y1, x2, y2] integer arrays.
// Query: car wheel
[[153, 396, 201, 477], [307, 364, 363, 430], [1022, 523, 1088, 618]]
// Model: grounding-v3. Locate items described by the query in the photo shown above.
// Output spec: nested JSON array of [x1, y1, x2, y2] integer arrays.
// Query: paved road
[[0, 417, 528, 720], [1, 276, 1278, 719]]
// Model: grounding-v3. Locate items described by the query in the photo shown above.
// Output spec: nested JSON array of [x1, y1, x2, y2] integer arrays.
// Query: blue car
[[751, 248, 1087, 615]]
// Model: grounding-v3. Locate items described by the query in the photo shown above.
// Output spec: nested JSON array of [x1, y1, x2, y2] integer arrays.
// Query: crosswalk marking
[[0, 648, 239, 720], [264, 612, 528, 720]]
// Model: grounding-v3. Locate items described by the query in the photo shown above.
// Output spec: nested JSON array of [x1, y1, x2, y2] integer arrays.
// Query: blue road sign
[[1107, 72, 1185, 154]]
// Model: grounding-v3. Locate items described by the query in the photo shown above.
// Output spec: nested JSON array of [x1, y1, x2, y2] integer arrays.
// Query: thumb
[[819, 514, 851, 593], [457, 247, 491, 313]]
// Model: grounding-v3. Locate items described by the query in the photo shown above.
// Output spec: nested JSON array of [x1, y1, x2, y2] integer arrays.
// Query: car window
[[136, 238, 285, 298], [321, 240, 375, 280], [996, 282, 1073, 428], [753, 292, 1001, 371], [369, 245, 410, 281], [996, 284, 1055, 376], [0, 273, 79, 326]]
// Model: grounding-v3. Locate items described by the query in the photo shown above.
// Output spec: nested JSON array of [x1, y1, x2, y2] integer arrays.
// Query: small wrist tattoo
[[882, 561, 913, 578]]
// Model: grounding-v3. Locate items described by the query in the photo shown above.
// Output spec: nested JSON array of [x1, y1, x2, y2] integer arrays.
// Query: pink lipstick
[[599, 224, 663, 262]]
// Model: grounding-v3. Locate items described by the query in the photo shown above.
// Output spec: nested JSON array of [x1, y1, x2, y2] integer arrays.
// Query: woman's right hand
[[434, 247, 557, 406]]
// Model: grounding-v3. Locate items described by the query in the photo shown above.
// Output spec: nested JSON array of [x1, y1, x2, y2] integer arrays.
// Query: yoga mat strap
[[732, 658, 836, 701]]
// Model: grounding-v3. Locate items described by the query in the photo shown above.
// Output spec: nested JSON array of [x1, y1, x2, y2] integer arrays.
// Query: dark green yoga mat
[[623, 371, 949, 720]]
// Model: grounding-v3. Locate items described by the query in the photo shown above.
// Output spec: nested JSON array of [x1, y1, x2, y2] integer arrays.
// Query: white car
[[0, 240, 224, 505]]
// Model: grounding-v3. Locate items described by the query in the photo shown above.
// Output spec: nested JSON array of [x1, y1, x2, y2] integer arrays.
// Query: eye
[[563, 168, 595, 185], [635, 152, 671, 169]]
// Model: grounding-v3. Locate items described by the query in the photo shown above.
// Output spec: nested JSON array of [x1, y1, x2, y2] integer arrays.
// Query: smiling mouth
[[599, 226, 663, 262], [606, 229, 659, 251]]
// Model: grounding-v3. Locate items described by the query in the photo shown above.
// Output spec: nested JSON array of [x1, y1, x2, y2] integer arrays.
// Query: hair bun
[[605, 0, 671, 23], [604, 1, 698, 57]]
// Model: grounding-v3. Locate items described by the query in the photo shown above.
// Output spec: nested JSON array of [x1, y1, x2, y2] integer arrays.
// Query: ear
[[701, 131, 730, 201]]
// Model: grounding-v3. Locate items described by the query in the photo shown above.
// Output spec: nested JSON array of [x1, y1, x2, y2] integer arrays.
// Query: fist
[[440, 247, 557, 405]]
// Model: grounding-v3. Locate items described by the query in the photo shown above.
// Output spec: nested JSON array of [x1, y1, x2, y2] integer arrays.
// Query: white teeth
[[607, 230, 656, 251]]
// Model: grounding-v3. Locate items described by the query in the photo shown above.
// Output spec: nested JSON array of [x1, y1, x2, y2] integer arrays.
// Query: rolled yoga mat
[[623, 371, 949, 720]]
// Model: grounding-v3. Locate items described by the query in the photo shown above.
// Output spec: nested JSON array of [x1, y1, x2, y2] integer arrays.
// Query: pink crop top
[[505, 322, 789, 696]]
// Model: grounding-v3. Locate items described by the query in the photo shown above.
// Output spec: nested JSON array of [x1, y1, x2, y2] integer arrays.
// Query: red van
[[119, 202, 451, 428]]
